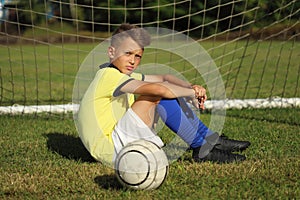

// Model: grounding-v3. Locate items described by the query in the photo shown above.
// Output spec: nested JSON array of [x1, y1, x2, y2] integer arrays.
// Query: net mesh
[[0, 0, 299, 114]]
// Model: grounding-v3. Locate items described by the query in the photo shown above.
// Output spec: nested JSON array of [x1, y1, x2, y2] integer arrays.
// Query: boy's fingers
[[198, 96, 205, 110], [192, 85, 206, 98]]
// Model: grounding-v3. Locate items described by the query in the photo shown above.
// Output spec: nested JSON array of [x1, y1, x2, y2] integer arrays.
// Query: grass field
[[0, 108, 299, 199], [0, 39, 299, 199]]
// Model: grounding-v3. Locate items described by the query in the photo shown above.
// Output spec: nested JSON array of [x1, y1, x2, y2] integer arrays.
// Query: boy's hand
[[192, 85, 207, 110], [197, 95, 207, 110]]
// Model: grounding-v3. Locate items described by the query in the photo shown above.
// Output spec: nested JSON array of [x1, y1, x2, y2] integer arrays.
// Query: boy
[[77, 23, 250, 165]]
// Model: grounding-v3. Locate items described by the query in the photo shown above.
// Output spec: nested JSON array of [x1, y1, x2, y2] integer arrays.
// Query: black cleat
[[192, 147, 246, 164], [214, 135, 251, 152]]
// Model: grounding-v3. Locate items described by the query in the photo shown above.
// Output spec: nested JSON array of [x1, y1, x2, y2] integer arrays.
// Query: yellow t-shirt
[[77, 66, 144, 164]]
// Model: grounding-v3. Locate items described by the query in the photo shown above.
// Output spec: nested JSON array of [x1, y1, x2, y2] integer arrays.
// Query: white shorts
[[112, 108, 164, 162]]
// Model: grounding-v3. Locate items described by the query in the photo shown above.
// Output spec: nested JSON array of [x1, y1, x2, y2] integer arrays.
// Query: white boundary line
[[0, 98, 299, 115], [204, 97, 300, 109]]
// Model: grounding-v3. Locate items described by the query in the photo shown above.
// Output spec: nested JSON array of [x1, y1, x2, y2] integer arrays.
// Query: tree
[[16, 0, 45, 26]]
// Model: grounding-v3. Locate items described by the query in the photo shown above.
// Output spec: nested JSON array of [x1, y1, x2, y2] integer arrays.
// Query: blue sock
[[157, 98, 214, 148]]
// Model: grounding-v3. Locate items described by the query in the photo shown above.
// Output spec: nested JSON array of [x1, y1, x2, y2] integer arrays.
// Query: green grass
[[0, 40, 299, 105], [0, 108, 299, 199], [0, 39, 299, 198]]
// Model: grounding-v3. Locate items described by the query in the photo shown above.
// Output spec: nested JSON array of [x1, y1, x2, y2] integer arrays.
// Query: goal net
[[0, 0, 299, 114]]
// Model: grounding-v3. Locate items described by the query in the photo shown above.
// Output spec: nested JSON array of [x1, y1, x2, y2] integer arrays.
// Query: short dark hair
[[111, 23, 151, 49]]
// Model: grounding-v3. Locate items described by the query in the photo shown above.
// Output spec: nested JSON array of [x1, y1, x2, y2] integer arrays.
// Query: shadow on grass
[[45, 133, 125, 190], [94, 175, 123, 190], [45, 133, 96, 163]]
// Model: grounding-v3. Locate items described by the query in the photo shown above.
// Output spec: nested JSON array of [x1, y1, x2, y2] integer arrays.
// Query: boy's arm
[[119, 79, 204, 109], [120, 79, 193, 98], [144, 74, 207, 109], [144, 74, 192, 88]]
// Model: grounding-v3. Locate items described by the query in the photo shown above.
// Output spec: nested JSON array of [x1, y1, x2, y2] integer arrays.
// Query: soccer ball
[[114, 140, 169, 190]]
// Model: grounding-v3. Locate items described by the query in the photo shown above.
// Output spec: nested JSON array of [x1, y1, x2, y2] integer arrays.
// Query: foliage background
[[9, 0, 300, 38]]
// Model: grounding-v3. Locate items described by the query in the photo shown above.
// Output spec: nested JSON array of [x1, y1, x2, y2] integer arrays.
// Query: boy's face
[[109, 37, 144, 75]]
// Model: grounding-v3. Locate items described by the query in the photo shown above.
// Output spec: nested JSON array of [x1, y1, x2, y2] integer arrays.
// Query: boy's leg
[[129, 96, 249, 163], [156, 98, 250, 162], [157, 98, 218, 158], [112, 95, 164, 161], [130, 95, 162, 127], [157, 98, 216, 148], [130, 96, 217, 158]]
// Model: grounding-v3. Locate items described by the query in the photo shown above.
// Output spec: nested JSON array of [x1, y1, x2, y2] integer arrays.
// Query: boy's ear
[[108, 46, 115, 59]]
